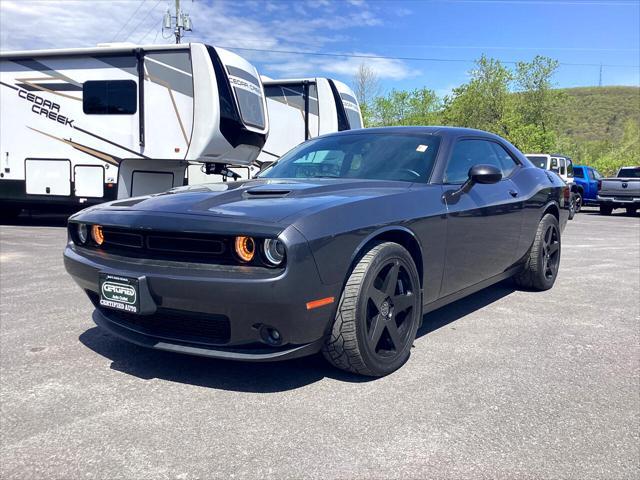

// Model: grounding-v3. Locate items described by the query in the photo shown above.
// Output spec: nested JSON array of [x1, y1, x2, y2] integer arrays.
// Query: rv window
[[83, 80, 137, 115], [234, 87, 265, 129], [264, 84, 319, 116], [345, 109, 362, 129]]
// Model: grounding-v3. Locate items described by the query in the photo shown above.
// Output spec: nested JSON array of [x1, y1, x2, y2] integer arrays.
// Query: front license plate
[[99, 273, 140, 314]]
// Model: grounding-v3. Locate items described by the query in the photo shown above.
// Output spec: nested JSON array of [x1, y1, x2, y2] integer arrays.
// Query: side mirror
[[444, 164, 502, 204], [468, 164, 502, 185]]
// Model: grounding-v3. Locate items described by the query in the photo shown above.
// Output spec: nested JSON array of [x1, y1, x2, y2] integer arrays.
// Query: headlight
[[91, 224, 104, 246], [76, 223, 88, 244], [263, 238, 285, 266], [235, 236, 255, 262]]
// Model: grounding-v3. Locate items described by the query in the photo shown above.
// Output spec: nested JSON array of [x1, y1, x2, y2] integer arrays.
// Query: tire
[[626, 206, 637, 216], [322, 242, 422, 377], [574, 192, 583, 213], [513, 214, 561, 291], [568, 194, 576, 220], [600, 204, 613, 216]]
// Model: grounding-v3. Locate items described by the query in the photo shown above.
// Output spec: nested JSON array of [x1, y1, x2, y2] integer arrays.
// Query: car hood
[[96, 178, 411, 225]]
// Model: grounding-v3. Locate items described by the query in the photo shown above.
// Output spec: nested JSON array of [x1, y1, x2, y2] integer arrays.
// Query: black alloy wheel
[[323, 242, 421, 376], [541, 223, 560, 281]]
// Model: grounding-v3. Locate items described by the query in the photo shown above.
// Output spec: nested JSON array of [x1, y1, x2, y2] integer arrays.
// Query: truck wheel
[[626, 206, 637, 216], [574, 192, 583, 213], [322, 242, 422, 377], [600, 205, 613, 216], [513, 214, 561, 291], [568, 194, 576, 220]]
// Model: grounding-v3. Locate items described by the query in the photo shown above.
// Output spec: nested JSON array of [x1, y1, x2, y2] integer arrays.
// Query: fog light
[[77, 223, 88, 244], [259, 325, 282, 345], [235, 236, 255, 262], [263, 238, 285, 266], [91, 224, 104, 246]]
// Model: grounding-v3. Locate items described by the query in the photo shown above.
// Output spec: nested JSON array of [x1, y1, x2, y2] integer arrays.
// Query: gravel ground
[[1, 208, 639, 479]]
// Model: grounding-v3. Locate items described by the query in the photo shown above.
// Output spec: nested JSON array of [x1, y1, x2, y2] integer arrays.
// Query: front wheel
[[513, 214, 561, 291], [574, 192, 583, 213], [322, 242, 422, 377]]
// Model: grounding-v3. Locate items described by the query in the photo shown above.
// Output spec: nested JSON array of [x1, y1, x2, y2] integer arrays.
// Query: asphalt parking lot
[[1, 209, 638, 479]]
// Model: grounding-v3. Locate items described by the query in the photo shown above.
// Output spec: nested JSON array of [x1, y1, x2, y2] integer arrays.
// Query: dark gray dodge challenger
[[64, 127, 570, 376]]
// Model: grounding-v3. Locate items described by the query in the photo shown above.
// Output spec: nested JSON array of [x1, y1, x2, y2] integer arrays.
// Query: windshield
[[618, 167, 640, 178], [527, 155, 548, 169], [260, 133, 441, 183]]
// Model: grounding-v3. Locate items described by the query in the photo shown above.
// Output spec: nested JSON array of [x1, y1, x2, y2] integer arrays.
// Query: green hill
[[554, 86, 640, 143]]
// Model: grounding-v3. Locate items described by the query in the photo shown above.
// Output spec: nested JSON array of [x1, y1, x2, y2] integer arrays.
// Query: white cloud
[[0, 0, 411, 81]]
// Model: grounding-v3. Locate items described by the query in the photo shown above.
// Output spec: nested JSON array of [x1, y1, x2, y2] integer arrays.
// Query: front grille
[[90, 292, 231, 345], [98, 227, 233, 264]]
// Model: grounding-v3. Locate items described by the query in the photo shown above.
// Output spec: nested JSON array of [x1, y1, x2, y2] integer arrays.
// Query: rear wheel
[[600, 204, 613, 216], [322, 242, 421, 377], [514, 214, 561, 291], [568, 194, 576, 220]]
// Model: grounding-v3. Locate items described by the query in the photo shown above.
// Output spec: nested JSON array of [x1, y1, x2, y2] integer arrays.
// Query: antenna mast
[[163, 0, 192, 44]]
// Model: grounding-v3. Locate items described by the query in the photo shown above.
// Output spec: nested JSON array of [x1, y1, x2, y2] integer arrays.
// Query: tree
[[352, 63, 381, 127], [509, 56, 562, 151], [370, 88, 440, 126], [441, 55, 513, 136]]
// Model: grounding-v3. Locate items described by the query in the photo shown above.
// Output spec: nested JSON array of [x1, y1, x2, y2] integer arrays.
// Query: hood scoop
[[243, 187, 292, 199]]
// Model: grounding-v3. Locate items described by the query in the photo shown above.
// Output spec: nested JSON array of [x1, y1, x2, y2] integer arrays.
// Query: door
[[558, 158, 567, 181], [25, 159, 71, 196], [587, 168, 601, 200], [441, 139, 523, 296], [74, 165, 104, 198]]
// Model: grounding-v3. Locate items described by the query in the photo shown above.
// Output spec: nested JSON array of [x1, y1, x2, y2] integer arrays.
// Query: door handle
[[508, 190, 519, 198]]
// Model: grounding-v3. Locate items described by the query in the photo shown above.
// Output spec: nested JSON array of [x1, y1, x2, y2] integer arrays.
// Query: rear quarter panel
[[513, 166, 568, 259]]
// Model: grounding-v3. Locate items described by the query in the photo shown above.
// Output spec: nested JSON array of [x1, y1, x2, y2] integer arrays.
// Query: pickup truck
[[572, 165, 603, 208], [598, 166, 640, 215]]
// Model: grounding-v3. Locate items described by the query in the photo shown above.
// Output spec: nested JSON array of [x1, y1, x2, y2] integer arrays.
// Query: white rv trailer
[[0, 42, 268, 215], [186, 77, 363, 184]]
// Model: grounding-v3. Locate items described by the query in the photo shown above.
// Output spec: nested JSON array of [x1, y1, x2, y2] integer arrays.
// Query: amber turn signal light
[[235, 236, 255, 262], [306, 297, 335, 310], [91, 224, 104, 246]]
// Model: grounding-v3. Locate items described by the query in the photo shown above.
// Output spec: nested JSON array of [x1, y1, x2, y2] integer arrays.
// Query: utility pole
[[163, 0, 192, 44], [599, 64, 603, 87]]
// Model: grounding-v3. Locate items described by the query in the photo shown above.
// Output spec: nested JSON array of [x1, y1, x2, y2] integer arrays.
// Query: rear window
[[83, 80, 137, 115], [527, 156, 548, 169], [618, 167, 640, 178]]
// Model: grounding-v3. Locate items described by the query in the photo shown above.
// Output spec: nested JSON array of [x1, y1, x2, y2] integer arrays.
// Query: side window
[[489, 143, 518, 178], [559, 158, 566, 176], [445, 139, 516, 184], [574, 167, 585, 179], [566, 160, 574, 177], [83, 80, 137, 115]]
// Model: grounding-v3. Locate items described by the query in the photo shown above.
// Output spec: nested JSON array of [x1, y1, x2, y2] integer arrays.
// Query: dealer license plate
[[99, 273, 140, 314]]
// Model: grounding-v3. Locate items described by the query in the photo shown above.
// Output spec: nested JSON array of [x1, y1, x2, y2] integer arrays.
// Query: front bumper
[[64, 229, 340, 361]]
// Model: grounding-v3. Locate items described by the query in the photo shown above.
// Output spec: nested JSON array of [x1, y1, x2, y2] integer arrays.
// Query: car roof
[[325, 125, 507, 141]]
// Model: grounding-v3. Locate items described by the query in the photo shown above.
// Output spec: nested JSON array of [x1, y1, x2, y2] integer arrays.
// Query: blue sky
[[1, 0, 638, 96]]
